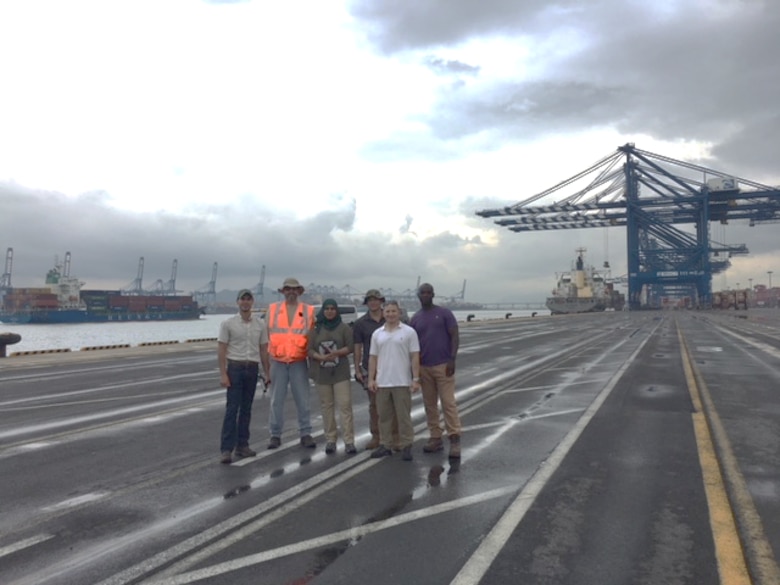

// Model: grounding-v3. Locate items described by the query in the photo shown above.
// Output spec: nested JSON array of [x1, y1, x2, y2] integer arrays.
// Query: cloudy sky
[[1, 0, 778, 304]]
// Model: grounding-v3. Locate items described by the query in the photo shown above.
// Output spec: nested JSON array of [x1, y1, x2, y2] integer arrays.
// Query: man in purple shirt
[[410, 283, 462, 458]]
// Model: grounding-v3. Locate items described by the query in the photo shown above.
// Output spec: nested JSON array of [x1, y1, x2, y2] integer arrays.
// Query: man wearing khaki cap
[[265, 278, 317, 449]]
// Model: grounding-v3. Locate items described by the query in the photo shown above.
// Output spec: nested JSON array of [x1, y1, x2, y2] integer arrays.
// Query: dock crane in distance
[[476, 144, 780, 309], [194, 262, 218, 311], [122, 257, 145, 296], [165, 259, 178, 295], [1, 247, 12, 291], [253, 264, 265, 304], [146, 259, 179, 295]]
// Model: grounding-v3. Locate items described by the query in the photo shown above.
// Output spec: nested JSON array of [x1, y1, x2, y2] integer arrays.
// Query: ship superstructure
[[545, 249, 624, 315]]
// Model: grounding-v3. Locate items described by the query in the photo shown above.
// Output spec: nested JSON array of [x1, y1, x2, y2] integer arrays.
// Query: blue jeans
[[269, 359, 312, 437], [220, 362, 259, 452]]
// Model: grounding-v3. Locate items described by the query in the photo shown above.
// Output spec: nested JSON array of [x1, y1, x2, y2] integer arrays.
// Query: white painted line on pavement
[[18, 442, 52, 450], [42, 492, 109, 512], [0, 371, 212, 407], [0, 534, 54, 559], [0, 393, 221, 440], [450, 317, 658, 585], [94, 455, 380, 585], [715, 327, 780, 360], [522, 408, 585, 421], [144, 486, 517, 585]]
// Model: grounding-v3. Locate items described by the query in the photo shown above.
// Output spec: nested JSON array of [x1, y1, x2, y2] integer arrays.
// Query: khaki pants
[[420, 363, 461, 438], [376, 386, 414, 448], [316, 379, 354, 444], [361, 367, 399, 444]]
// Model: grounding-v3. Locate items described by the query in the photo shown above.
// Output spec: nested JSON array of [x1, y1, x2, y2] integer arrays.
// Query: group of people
[[216, 278, 462, 465]]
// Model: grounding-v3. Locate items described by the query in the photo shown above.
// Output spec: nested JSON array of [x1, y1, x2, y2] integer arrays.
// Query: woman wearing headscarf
[[308, 299, 356, 454]]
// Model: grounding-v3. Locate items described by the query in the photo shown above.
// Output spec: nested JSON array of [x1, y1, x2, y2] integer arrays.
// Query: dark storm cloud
[[425, 80, 627, 141], [352, 0, 780, 290], [348, 0, 546, 53], [3, 182, 544, 302], [349, 1, 780, 181]]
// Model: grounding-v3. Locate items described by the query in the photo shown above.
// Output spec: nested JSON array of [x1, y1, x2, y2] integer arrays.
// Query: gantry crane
[[146, 259, 179, 295], [194, 262, 218, 311], [450, 279, 467, 302], [1, 247, 12, 291], [122, 257, 145, 295], [165, 259, 178, 294], [477, 143, 780, 309], [253, 264, 266, 303]]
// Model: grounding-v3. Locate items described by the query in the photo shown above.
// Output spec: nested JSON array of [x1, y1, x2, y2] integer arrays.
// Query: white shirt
[[218, 313, 268, 363], [369, 322, 420, 387]]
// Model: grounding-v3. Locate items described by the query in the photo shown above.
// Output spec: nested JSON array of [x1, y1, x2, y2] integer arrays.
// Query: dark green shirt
[[307, 322, 354, 384], [352, 312, 385, 371]]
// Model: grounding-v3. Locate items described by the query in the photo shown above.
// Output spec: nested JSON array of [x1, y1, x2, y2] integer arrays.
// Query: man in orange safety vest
[[266, 277, 317, 449]]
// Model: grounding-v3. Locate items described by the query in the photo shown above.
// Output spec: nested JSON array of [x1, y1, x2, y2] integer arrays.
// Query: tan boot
[[365, 435, 380, 450], [423, 437, 444, 453], [448, 434, 461, 459]]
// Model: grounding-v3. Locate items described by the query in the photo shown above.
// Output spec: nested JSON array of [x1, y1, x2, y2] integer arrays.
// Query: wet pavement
[[1, 310, 779, 584]]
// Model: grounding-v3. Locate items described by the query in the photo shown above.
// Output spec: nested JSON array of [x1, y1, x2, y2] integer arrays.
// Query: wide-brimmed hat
[[363, 288, 385, 304], [236, 289, 254, 300], [278, 277, 304, 292]]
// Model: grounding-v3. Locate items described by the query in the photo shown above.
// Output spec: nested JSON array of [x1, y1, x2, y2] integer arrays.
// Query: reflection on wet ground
[[223, 484, 250, 499]]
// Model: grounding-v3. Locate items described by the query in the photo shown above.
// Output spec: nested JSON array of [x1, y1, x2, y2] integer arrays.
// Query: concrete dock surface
[[1, 309, 779, 584]]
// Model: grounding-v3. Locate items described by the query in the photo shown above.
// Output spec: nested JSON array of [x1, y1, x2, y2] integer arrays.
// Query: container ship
[[0, 262, 201, 324], [546, 249, 625, 315]]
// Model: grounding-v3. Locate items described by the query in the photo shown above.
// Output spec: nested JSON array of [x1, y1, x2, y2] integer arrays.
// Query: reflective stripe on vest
[[267, 302, 314, 362]]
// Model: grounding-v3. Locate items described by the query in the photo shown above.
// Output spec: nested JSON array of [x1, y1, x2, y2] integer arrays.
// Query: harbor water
[[1, 309, 548, 354]]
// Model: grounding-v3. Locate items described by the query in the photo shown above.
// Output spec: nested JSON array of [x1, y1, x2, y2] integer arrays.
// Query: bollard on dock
[[0, 332, 22, 358]]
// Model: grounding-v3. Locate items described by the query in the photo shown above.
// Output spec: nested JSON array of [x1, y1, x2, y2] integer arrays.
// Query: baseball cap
[[237, 289, 254, 300]]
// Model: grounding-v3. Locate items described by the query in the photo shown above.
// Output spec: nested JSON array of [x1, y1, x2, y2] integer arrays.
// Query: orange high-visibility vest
[[267, 301, 315, 362]]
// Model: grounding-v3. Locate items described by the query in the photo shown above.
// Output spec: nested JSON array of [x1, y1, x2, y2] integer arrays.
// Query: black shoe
[[345, 443, 357, 455], [325, 442, 336, 454], [267, 436, 281, 449], [402, 446, 413, 461], [370, 445, 392, 458], [300, 434, 316, 448]]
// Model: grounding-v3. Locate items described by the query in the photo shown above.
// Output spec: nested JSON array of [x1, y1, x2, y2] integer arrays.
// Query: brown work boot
[[234, 445, 257, 458], [423, 437, 444, 453], [448, 434, 461, 459], [365, 435, 380, 450], [220, 451, 232, 464]]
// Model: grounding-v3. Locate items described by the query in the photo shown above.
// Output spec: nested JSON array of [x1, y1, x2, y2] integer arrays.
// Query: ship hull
[[1, 254, 204, 325], [0, 309, 201, 324], [546, 297, 607, 315]]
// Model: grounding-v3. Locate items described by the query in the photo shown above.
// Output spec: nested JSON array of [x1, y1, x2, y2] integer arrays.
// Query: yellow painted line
[[679, 321, 780, 585], [677, 325, 751, 584]]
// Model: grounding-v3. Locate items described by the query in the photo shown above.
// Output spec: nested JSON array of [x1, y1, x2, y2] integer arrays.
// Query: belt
[[227, 359, 259, 367]]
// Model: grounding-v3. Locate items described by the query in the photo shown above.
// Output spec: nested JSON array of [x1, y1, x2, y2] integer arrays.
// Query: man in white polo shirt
[[368, 300, 421, 461]]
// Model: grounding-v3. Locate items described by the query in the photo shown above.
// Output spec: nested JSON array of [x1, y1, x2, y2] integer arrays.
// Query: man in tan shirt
[[217, 289, 271, 464]]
